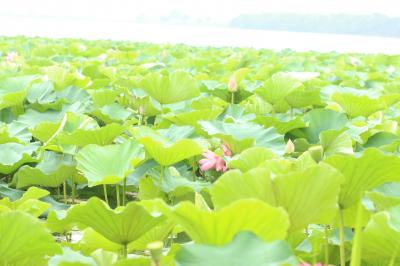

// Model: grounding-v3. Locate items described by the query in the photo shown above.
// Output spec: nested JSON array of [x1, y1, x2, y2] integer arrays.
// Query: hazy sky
[[1, 0, 399, 23]]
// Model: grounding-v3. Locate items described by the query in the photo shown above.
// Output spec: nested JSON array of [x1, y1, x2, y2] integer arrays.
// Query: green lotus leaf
[[164, 108, 223, 129], [254, 115, 306, 134], [57, 85, 90, 105], [0, 142, 39, 174], [175, 232, 298, 266], [167, 199, 289, 245], [78, 220, 173, 254], [114, 258, 151, 266], [140, 71, 200, 104], [366, 183, 400, 211], [137, 177, 166, 202], [90, 249, 120, 266], [199, 120, 285, 154], [134, 126, 206, 166], [89, 88, 119, 107], [0, 75, 38, 109], [255, 72, 303, 106], [324, 148, 400, 208], [240, 95, 273, 115], [128, 89, 162, 117], [76, 140, 144, 187], [27, 80, 57, 105], [363, 132, 400, 148], [68, 197, 165, 246], [30, 121, 60, 142], [331, 92, 386, 117], [128, 221, 174, 251], [201, 79, 254, 103], [138, 167, 210, 204], [211, 164, 343, 231], [78, 228, 122, 254], [361, 206, 400, 262], [44, 65, 76, 90], [32, 112, 99, 144], [15, 151, 76, 188], [211, 168, 276, 209], [158, 167, 210, 194], [0, 182, 68, 211], [228, 147, 277, 172], [289, 109, 349, 144], [126, 160, 158, 186], [217, 104, 256, 123], [320, 129, 354, 156], [58, 123, 126, 147], [92, 103, 132, 123], [272, 164, 343, 230], [46, 209, 74, 234], [0, 187, 50, 217], [28, 84, 89, 112], [0, 122, 32, 144], [321, 85, 382, 102], [48, 247, 98, 266], [285, 86, 322, 108], [0, 211, 61, 265], [191, 95, 228, 110], [18, 108, 64, 128], [48, 247, 118, 266]]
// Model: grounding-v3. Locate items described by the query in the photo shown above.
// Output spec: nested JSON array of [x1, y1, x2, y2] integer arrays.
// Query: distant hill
[[230, 13, 400, 38]]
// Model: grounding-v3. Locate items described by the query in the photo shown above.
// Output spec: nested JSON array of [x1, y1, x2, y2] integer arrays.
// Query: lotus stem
[[103, 184, 109, 205], [63, 181, 67, 204], [71, 176, 76, 204], [138, 114, 142, 126], [57, 186, 61, 200], [230, 92, 234, 104], [339, 208, 346, 266], [122, 244, 128, 258], [350, 201, 363, 266], [324, 225, 330, 266], [122, 178, 127, 206], [116, 185, 121, 207]]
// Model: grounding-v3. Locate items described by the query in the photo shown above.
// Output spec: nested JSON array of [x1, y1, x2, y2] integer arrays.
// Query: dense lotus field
[[0, 36, 400, 266]]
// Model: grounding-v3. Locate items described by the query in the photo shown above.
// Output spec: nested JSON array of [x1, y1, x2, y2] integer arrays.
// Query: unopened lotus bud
[[147, 241, 163, 265], [309, 145, 324, 162], [228, 77, 237, 92], [138, 105, 145, 115], [285, 139, 295, 154]]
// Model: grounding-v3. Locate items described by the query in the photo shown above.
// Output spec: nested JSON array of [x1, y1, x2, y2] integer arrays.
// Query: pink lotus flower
[[199, 145, 232, 172], [222, 144, 232, 157], [299, 263, 322, 266], [6, 51, 18, 62], [199, 150, 227, 172]]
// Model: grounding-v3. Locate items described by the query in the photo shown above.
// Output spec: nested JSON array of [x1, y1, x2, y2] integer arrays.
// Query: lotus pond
[[0, 36, 400, 266]]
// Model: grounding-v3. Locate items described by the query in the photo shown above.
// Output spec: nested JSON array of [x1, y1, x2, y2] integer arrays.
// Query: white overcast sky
[[1, 0, 399, 23]]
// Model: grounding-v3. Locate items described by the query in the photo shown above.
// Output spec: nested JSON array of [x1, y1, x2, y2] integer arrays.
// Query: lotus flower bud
[[147, 241, 163, 265], [285, 139, 295, 154], [138, 105, 145, 115], [228, 77, 237, 92]]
